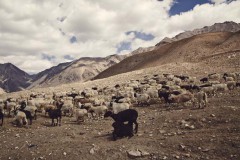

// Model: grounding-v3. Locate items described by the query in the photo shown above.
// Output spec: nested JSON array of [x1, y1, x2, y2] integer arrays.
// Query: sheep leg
[[112, 132, 117, 141], [51, 118, 54, 126], [59, 116, 61, 126], [128, 132, 134, 138], [134, 122, 138, 134], [29, 118, 32, 125], [34, 110, 37, 120]]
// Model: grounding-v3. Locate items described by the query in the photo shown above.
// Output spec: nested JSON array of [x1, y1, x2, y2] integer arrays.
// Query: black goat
[[180, 84, 200, 91], [200, 77, 208, 83], [111, 96, 125, 103], [48, 101, 63, 126], [158, 90, 184, 104], [158, 90, 172, 104], [236, 82, 240, 87], [104, 109, 138, 134], [175, 75, 189, 81], [0, 110, 3, 126], [112, 122, 133, 141], [48, 109, 62, 126]]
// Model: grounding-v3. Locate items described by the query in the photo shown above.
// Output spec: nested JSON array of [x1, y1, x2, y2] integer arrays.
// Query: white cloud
[[0, 0, 239, 73], [210, 0, 228, 4]]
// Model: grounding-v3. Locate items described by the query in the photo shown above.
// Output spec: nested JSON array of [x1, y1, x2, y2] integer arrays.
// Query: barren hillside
[[95, 31, 240, 80]]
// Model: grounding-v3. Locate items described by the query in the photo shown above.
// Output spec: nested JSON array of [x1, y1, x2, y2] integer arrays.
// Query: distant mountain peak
[[156, 21, 240, 46], [0, 63, 32, 92]]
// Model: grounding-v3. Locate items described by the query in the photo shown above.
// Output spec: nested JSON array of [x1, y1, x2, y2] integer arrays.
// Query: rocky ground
[[0, 87, 239, 160]]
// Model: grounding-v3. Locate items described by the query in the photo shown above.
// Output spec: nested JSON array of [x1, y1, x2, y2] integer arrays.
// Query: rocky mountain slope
[[94, 31, 240, 80], [0, 63, 32, 92], [156, 21, 240, 46], [28, 54, 126, 88]]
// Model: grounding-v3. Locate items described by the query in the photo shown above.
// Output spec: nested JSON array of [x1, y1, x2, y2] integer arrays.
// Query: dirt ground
[[0, 88, 240, 160]]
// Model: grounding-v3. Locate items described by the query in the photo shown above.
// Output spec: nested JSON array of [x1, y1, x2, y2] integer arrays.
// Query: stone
[[127, 150, 142, 158], [159, 130, 166, 134], [210, 114, 215, 117], [139, 149, 150, 156]]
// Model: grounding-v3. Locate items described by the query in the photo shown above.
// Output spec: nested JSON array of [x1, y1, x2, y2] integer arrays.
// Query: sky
[[0, 0, 239, 74]]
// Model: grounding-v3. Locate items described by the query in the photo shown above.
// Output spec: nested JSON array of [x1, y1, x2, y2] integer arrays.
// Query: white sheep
[[194, 91, 208, 108], [208, 73, 221, 81], [144, 88, 159, 99], [224, 77, 234, 82], [134, 93, 150, 106], [213, 83, 228, 92], [200, 86, 215, 96], [61, 100, 74, 117], [73, 108, 88, 123], [13, 111, 28, 127], [24, 105, 37, 119], [111, 102, 130, 114], [89, 105, 108, 118], [227, 81, 236, 90], [4, 101, 16, 116], [43, 104, 56, 114]]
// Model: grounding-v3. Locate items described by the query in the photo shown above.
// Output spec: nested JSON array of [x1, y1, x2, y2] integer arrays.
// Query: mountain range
[[1, 21, 240, 92]]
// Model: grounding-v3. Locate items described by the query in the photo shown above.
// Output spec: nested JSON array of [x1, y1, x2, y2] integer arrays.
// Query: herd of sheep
[[0, 71, 239, 140]]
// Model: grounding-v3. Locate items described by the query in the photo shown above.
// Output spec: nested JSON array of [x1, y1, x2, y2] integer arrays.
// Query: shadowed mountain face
[[0, 63, 32, 92], [94, 31, 240, 80]]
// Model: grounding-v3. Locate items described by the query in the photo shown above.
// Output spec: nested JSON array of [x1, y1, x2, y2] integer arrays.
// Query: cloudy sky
[[0, 0, 239, 74]]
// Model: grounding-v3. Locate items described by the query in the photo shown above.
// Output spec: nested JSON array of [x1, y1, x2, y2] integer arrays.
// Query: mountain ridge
[[1, 21, 240, 92]]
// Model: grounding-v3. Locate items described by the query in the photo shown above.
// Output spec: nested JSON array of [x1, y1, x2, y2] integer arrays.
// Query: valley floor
[[0, 89, 240, 160]]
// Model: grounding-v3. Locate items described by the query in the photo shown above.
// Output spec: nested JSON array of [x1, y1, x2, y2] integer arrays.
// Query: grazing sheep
[[223, 73, 237, 80], [144, 88, 159, 99], [13, 111, 28, 127], [73, 108, 88, 123], [24, 105, 37, 120], [4, 100, 16, 117], [213, 83, 228, 92], [81, 103, 93, 110], [19, 109, 34, 125], [200, 86, 215, 96], [112, 122, 133, 141], [227, 81, 236, 90], [194, 91, 208, 109], [0, 109, 3, 126], [93, 98, 105, 106], [134, 93, 150, 106], [223, 76, 234, 82], [88, 105, 108, 118], [61, 100, 74, 117], [168, 92, 194, 107], [104, 109, 138, 134], [111, 102, 130, 114], [208, 73, 221, 81]]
